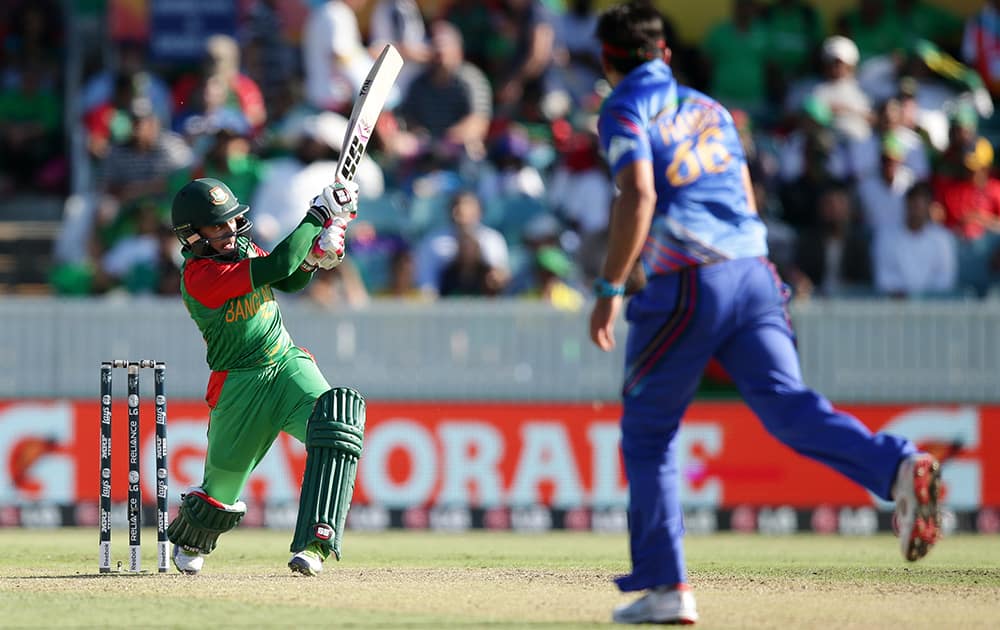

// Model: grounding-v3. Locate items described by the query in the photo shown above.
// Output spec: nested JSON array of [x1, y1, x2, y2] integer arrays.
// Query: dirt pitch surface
[[1, 529, 997, 628]]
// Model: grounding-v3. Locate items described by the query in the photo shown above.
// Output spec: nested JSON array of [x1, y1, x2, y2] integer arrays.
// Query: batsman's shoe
[[288, 542, 326, 577], [893, 453, 942, 562], [172, 544, 205, 575], [612, 585, 698, 625]]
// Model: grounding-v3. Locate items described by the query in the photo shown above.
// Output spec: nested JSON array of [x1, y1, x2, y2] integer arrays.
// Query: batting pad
[[290, 387, 366, 560], [166, 489, 247, 554]]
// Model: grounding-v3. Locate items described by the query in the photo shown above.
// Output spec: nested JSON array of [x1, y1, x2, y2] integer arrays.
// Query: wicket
[[99, 360, 168, 574]]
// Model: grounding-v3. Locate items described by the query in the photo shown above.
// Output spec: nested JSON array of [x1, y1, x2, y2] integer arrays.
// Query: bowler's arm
[[600, 160, 657, 286]]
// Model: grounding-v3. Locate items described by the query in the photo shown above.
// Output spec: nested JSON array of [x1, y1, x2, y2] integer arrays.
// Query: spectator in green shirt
[[838, 0, 907, 63], [702, 0, 769, 118], [760, 0, 825, 105], [895, 0, 964, 53], [762, 0, 825, 78], [0, 62, 62, 193], [169, 111, 266, 213]]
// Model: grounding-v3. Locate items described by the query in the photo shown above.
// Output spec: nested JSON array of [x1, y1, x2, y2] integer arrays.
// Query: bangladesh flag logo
[[208, 186, 229, 205]]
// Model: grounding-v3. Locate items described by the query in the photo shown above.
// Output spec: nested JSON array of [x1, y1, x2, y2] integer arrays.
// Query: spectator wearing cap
[[701, 0, 769, 119], [251, 111, 385, 250], [394, 20, 493, 166], [809, 35, 874, 142], [855, 133, 918, 238], [937, 136, 1000, 240], [873, 181, 957, 298], [520, 245, 584, 311], [505, 211, 562, 294], [172, 34, 267, 133], [932, 135, 1000, 294]]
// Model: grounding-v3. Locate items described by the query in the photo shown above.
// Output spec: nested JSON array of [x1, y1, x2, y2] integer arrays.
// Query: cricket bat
[[335, 44, 404, 185]]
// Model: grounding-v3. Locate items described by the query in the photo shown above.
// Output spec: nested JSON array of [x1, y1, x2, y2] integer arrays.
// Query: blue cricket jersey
[[597, 60, 768, 275]]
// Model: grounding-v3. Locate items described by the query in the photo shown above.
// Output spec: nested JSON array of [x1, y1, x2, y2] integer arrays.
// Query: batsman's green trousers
[[201, 347, 329, 504]]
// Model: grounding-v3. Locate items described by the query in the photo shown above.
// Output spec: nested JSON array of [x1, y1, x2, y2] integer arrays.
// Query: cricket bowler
[[589, 3, 943, 623]]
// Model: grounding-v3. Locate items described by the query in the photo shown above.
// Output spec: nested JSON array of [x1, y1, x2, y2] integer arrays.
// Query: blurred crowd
[[4, 0, 1000, 307]]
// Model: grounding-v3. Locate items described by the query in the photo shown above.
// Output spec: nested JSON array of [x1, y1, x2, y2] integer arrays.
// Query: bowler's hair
[[595, 1, 666, 75]]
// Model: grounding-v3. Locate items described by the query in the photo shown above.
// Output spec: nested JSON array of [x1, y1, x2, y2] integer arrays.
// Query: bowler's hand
[[589, 296, 622, 351]]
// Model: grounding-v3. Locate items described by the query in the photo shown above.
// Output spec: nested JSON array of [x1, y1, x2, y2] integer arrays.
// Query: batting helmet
[[171, 178, 253, 258]]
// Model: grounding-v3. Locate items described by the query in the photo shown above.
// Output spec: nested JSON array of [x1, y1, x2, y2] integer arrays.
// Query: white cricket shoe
[[288, 543, 325, 577], [893, 453, 942, 562], [613, 586, 698, 625], [172, 544, 205, 575]]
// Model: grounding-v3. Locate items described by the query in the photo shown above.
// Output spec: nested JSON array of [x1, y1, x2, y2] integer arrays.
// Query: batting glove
[[302, 217, 348, 271], [306, 181, 359, 226]]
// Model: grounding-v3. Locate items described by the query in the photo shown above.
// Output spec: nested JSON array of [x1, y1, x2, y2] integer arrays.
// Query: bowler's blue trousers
[[615, 257, 915, 591]]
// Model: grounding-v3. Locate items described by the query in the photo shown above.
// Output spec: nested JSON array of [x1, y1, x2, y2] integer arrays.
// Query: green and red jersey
[[180, 238, 293, 371]]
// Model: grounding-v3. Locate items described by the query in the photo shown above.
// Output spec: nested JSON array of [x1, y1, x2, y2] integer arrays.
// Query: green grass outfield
[[0, 529, 997, 628]]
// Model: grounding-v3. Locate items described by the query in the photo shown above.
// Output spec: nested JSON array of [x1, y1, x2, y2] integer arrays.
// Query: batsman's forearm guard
[[290, 387, 366, 560]]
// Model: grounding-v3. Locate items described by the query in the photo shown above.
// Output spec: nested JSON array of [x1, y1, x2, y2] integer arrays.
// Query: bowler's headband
[[601, 39, 665, 61]]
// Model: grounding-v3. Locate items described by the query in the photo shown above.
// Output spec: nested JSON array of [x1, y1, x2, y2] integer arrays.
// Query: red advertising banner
[[0, 400, 996, 510]]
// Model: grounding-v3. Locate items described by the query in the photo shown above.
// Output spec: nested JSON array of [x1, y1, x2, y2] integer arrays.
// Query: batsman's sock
[[290, 387, 366, 560]]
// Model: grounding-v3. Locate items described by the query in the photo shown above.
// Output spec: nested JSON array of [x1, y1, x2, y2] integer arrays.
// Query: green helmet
[[171, 178, 252, 258]]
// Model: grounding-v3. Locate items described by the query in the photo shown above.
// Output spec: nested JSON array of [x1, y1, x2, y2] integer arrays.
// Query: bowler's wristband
[[593, 277, 625, 298]]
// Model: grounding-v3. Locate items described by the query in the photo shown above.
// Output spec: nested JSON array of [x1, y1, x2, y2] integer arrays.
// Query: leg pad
[[290, 387, 366, 560], [166, 489, 247, 554]]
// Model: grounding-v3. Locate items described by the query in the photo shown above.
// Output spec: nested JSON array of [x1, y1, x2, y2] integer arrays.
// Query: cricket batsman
[[165, 177, 365, 576], [590, 2, 942, 624]]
